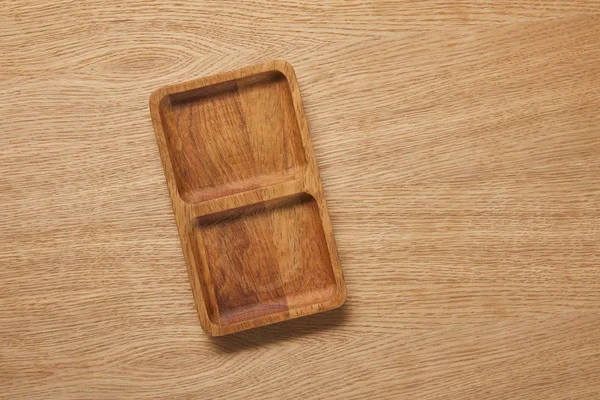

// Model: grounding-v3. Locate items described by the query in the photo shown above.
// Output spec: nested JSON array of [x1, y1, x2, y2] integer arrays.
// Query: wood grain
[[150, 62, 345, 335], [1, 1, 600, 398]]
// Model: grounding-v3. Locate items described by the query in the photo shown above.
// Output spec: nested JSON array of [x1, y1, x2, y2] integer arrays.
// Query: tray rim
[[149, 60, 346, 336]]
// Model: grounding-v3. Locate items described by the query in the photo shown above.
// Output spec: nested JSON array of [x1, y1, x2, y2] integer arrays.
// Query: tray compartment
[[158, 71, 306, 203], [189, 193, 337, 327]]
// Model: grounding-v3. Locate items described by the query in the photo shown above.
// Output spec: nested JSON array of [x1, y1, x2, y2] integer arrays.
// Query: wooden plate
[[149, 61, 346, 336]]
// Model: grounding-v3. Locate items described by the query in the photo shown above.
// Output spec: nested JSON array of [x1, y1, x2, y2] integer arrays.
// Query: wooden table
[[2, 2, 599, 399]]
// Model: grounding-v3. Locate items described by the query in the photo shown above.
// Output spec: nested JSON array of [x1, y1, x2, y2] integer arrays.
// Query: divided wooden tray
[[149, 61, 346, 336]]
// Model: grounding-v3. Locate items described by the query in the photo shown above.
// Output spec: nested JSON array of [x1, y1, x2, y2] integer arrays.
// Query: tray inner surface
[[189, 193, 336, 326], [159, 71, 307, 203]]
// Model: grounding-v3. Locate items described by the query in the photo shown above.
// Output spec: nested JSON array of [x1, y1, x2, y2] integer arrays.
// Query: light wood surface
[[150, 61, 345, 335], [1, 1, 600, 398]]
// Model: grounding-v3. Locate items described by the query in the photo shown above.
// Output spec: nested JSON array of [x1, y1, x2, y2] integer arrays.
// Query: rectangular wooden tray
[[149, 61, 346, 336]]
